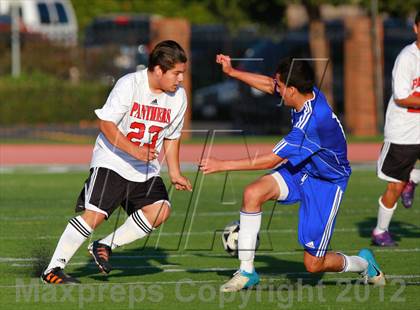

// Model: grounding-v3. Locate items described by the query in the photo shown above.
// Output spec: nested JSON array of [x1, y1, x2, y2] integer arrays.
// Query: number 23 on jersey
[[127, 122, 163, 149]]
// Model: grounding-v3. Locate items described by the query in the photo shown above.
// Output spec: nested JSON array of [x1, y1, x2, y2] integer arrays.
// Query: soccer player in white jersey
[[372, 12, 420, 247], [200, 55, 385, 292], [42, 40, 192, 284]]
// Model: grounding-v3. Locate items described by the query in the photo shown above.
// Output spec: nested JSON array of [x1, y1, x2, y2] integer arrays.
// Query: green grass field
[[0, 169, 419, 309]]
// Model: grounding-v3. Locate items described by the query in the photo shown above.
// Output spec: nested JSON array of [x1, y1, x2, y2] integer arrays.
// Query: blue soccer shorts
[[270, 164, 348, 257]]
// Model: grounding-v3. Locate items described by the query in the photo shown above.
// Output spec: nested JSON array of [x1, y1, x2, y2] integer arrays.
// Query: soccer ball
[[222, 221, 240, 256], [221, 220, 259, 256]]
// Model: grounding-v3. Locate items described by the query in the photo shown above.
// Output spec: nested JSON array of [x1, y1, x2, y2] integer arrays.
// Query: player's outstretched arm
[[99, 120, 158, 162], [216, 54, 275, 95], [395, 94, 420, 108], [163, 138, 192, 191], [200, 153, 284, 174]]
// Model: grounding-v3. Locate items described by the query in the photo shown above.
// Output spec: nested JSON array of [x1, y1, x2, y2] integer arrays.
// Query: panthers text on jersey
[[91, 69, 187, 182]]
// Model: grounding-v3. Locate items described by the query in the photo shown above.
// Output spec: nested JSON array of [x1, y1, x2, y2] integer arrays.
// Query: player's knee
[[141, 202, 171, 228], [152, 203, 171, 228], [304, 261, 323, 273], [304, 257, 325, 273], [81, 210, 106, 229], [386, 182, 405, 196], [242, 185, 264, 209], [160, 204, 171, 222]]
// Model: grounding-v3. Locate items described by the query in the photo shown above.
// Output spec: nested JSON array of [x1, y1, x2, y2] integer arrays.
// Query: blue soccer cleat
[[220, 269, 260, 292], [358, 248, 386, 285]]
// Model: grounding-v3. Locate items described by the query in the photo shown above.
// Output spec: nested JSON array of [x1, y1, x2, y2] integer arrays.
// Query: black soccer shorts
[[75, 167, 170, 218], [377, 142, 420, 182]]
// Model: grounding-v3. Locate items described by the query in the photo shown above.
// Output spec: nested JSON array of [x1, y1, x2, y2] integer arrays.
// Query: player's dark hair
[[148, 40, 187, 73], [275, 57, 315, 94], [415, 12, 420, 25]]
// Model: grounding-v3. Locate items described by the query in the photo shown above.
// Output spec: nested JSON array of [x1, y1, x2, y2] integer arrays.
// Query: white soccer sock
[[99, 210, 153, 250], [373, 196, 397, 235], [238, 211, 261, 273], [409, 169, 420, 184], [45, 216, 92, 273], [340, 254, 368, 273]]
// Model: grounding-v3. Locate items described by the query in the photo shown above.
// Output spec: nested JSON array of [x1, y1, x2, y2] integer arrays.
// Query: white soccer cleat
[[358, 248, 386, 286], [364, 272, 386, 286], [220, 270, 260, 292]]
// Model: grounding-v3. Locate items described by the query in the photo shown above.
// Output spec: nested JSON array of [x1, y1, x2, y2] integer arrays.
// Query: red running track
[[0, 143, 381, 165]]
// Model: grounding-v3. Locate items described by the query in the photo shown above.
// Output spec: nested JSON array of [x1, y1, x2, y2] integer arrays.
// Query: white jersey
[[384, 42, 420, 145], [90, 69, 187, 182]]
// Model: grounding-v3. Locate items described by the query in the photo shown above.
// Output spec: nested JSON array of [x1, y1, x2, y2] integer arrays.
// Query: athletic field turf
[[0, 169, 419, 309]]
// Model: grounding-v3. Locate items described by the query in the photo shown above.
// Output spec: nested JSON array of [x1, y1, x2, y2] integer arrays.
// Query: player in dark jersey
[[200, 55, 385, 292]]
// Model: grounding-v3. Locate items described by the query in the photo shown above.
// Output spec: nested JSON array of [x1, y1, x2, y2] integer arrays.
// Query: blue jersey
[[273, 87, 351, 184]]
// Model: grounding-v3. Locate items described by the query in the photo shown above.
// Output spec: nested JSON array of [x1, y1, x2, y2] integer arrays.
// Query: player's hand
[[216, 54, 233, 76], [199, 157, 224, 174], [171, 174, 193, 191], [135, 145, 159, 162]]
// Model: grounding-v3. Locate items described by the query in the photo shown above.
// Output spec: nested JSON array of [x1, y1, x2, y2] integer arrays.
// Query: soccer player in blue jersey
[[200, 55, 385, 292]]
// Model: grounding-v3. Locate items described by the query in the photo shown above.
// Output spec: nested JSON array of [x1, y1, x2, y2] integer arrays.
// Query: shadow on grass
[[68, 245, 326, 286], [70, 246, 174, 282], [189, 251, 325, 287]]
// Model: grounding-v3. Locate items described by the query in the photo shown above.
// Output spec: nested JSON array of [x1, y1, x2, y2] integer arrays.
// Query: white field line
[[1, 207, 419, 222], [10, 262, 180, 268], [1, 274, 420, 289], [1, 226, 419, 240], [2, 247, 420, 264], [0, 279, 221, 288], [10, 263, 236, 272]]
